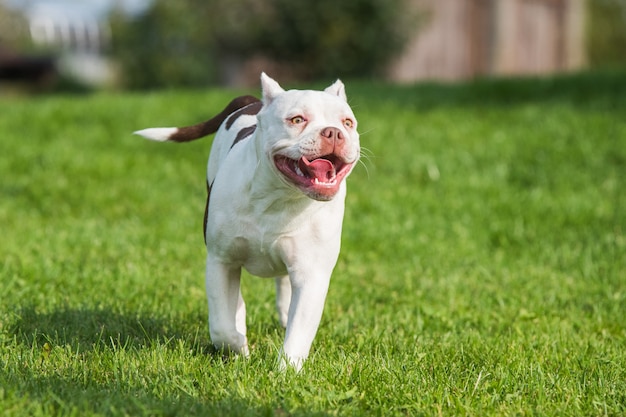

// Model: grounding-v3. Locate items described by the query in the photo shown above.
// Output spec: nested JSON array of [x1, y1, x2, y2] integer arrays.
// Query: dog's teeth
[[295, 164, 304, 177], [313, 178, 337, 186]]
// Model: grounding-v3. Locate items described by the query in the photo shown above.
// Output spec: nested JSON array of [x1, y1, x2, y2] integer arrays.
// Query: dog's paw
[[277, 351, 305, 373]]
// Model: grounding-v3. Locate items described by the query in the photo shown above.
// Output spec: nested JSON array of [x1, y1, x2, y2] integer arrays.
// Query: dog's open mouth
[[274, 155, 354, 200]]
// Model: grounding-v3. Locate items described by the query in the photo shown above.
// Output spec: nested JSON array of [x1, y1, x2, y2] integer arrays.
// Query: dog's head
[[256, 73, 360, 201]]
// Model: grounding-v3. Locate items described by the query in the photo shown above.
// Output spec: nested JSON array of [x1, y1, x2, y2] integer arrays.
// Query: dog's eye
[[289, 116, 306, 125], [343, 119, 354, 129]]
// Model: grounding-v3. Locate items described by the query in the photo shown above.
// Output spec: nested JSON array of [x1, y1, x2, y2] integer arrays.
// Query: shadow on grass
[[7, 373, 265, 417], [8, 305, 286, 354], [7, 305, 211, 354], [4, 306, 300, 416]]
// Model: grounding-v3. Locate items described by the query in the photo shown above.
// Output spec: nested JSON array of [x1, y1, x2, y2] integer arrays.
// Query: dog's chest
[[212, 215, 295, 277], [209, 196, 341, 278]]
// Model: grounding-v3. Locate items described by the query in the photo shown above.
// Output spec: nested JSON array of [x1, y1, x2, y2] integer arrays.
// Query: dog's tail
[[134, 95, 261, 143]]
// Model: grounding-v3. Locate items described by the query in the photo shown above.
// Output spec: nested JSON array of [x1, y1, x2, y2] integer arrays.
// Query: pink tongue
[[300, 157, 336, 181]]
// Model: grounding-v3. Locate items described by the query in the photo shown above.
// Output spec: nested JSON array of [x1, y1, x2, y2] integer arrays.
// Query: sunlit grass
[[1, 71, 625, 416]]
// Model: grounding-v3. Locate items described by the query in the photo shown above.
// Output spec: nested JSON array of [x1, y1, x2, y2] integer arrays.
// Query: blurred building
[[29, 3, 114, 85], [1, 0, 151, 87], [389, 0, 587, 82]]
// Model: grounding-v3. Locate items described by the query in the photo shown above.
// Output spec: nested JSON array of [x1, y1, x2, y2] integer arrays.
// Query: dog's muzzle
[[274, 154, 354, 201]]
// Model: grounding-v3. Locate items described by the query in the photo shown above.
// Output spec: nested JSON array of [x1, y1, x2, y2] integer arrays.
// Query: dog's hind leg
[[275, 275, 291, 328], [205, 254, 249, 356]]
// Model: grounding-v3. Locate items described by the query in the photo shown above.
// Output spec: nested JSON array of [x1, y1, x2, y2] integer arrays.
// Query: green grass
[[1, 70, 625, 416]]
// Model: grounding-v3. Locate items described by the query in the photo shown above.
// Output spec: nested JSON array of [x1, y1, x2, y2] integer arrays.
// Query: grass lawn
[[1, 71, 625, 416]]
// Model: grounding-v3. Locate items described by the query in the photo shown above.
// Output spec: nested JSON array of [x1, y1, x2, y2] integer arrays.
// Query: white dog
[[135, 73, 360, 370]]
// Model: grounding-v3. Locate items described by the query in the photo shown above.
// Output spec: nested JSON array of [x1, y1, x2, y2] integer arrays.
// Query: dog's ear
[[261, 72, 285, 105], [324, 79, 347, 102]]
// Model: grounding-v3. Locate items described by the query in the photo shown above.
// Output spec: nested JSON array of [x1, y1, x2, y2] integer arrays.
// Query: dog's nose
[[321, 127, 344, 143], [320, 127, 347, 155]]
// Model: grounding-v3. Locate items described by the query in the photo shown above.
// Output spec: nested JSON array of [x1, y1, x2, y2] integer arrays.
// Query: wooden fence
[[389, 0, 586, 82]]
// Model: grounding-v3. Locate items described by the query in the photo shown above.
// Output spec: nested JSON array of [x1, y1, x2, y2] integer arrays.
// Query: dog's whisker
[[359, 146, 374, 158], [357, 128, 376, 136], [355, 147, 375, 180], [357, 159, 372, 180]]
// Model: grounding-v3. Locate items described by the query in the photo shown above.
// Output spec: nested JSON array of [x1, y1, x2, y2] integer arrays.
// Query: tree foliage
[[110, 1, 218, 89], [110, 0, 412, 89], [258, 0, 411, 79]]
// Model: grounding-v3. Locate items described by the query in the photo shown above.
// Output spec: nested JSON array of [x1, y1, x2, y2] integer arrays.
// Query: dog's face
[[257, 74, 360, 201]]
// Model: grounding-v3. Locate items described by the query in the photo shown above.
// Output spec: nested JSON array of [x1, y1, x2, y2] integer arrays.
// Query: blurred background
[[0, 0, 625, 91]]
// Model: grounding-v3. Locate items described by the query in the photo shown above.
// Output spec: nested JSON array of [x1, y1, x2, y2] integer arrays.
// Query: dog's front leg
[[280, 273, 331, 370], [205, 254, 249, 356], [275, 275, 291, 328]]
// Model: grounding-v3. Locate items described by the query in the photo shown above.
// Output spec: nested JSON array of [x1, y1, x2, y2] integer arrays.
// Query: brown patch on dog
[[203, 181, 212, 244], [204, 124, 256, 242], [200, 98, 263, 243], [232, 125, 257, 148], [225, 101, 263, 130], [169, 95, 261, 142]]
